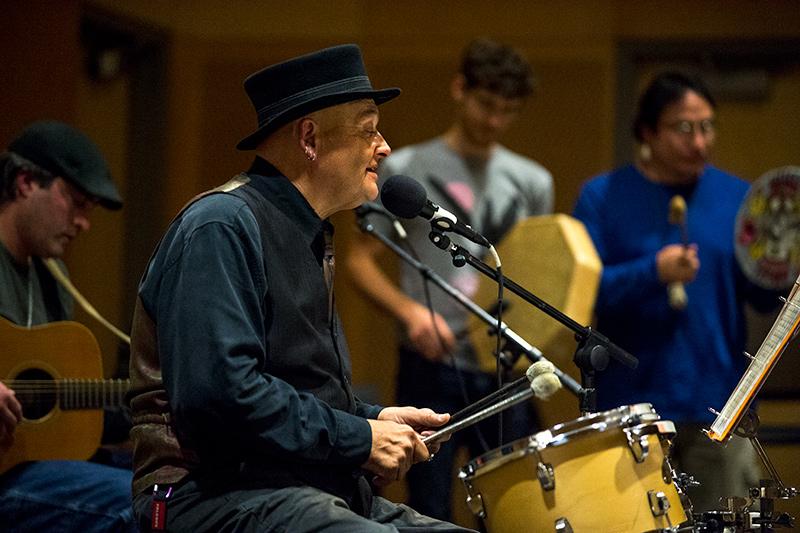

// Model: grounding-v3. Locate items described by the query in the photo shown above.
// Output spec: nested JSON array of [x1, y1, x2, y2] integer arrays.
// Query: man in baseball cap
[[0, 120, 134, 531], [7, 120, 122, 210]]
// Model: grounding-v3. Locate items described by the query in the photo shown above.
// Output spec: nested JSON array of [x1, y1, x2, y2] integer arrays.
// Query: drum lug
[[626, 428, 650, 463], [662, 457, 673, 484], [648, 489, 671, 517], [537, 461, 556, 491], [554, 516, 573, 532], [465, 491, 486, 519]]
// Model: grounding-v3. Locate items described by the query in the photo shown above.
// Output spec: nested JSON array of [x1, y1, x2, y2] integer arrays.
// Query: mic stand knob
[[428, 230, 467, 267], [573, 331, 610, 415], [429, 230, 450, 250]]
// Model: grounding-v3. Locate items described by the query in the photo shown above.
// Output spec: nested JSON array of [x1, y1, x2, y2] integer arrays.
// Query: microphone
[[381, 175, 491, 247], [355, 201, 408, 239], [525, 360, 562, 400]]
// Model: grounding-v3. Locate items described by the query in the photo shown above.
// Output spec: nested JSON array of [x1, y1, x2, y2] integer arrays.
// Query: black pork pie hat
[[8, 120, 122, 210], [236, 44, 400, 150]]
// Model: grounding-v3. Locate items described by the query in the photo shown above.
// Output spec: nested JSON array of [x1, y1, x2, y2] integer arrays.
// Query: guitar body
[[0, 318, 104, 474]]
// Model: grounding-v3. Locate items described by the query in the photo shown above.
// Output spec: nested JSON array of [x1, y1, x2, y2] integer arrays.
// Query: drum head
[[460, 403, 662, 480], [735, 166, 800, 290], [467, 214, 602, 427]]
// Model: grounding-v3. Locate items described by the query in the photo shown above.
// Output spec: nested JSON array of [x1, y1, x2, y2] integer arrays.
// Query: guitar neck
[[5, 378, 131, 411]]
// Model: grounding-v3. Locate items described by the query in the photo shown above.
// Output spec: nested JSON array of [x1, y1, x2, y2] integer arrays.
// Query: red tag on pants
[[151, 499, 166, 531]]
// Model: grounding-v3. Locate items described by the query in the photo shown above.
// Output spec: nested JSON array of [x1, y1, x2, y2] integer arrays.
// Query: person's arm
[[0, 381, 22, 455], [344, 235, 455, 361], [524, 166, 554, 216], [573, 183, 685, 315]]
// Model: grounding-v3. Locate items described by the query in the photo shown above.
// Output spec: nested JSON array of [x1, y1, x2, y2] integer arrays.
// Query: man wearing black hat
[[127, 44, 472, 531], [0, 120, 135, 531]]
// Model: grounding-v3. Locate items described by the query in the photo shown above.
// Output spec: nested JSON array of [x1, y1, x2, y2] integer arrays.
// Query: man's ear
[[640, 125, 657, 145], [14, 171, 37, 198], [297, 117, 318, 162], [450, 74, 467, 102]]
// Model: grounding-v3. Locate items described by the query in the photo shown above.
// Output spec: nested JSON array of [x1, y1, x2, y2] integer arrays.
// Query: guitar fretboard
[[708, 276, 800, 442], [4, 379, 130, 410]]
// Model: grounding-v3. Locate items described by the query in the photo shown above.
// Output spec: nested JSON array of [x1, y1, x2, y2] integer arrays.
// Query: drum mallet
[[667, 195, 689, 310], [422, 360, 561, 446]]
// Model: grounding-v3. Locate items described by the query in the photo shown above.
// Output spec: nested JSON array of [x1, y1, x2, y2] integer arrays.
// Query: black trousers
[[132, 475, 475, 533]]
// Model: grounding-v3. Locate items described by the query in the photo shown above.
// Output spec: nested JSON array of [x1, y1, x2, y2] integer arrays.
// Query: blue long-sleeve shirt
[[573, 164, 775, 423]]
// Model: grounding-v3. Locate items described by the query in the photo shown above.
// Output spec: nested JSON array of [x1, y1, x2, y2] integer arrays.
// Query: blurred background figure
[[572, 72, 781, 512], [346, 37, 553, 521]]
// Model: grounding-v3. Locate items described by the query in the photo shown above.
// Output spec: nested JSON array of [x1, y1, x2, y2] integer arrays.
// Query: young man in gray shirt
[[346, 38, 553, 522]]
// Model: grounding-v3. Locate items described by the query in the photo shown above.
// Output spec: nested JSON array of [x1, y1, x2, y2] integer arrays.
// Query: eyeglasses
[[664, 119, 716, 138]]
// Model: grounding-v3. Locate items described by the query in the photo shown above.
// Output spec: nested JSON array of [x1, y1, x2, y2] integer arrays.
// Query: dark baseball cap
[[8, 120, 123, 210]]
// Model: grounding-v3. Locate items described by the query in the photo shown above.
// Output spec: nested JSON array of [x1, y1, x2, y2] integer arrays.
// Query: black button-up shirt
[[136, 158, 380, 497]]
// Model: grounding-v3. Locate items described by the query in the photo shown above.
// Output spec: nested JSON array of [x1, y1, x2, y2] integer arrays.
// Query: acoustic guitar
[[0, 317, 130, 474]]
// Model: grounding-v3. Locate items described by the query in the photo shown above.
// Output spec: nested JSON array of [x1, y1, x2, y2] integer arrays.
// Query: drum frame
[[459, 404, 687, 532]]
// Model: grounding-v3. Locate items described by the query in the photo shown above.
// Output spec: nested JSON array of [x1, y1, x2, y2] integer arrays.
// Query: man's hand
[[656, 243, 699, 284], [0, 382, 22, 454], [362, 407, 451, 487], [402, 303, 455, 362], [379, 406, 450, 451]]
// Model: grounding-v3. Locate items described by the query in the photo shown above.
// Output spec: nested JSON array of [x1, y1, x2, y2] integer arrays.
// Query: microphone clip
[[428, 230, 467, 267]]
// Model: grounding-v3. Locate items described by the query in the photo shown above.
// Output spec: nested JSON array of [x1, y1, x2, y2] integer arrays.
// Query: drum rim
[[459, 403, 666, 481]]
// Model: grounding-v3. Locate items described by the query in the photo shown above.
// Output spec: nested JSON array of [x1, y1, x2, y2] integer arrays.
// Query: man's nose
[[74, 213, 91, 232]]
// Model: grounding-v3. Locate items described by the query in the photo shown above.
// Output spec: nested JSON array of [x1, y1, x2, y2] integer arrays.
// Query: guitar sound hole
[[15, 368, 56, 421]]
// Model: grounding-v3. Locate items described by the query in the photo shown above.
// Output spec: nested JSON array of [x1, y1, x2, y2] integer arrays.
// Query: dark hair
[[0, 152, 56, 204], [633, 71, 716, 142], [460, 38, 535, 99]]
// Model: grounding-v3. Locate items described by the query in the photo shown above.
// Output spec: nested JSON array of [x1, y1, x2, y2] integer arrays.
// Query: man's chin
[[363, 183, 379, 202], [682, 164, 706, 182], [45, 242, 68, 259]]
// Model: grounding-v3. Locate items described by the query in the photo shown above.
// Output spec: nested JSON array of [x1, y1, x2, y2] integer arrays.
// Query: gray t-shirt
[[0, 242, 72, 326], [373, 137, 553, 370]]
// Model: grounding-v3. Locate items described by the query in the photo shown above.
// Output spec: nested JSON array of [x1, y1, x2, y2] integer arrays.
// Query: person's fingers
[[410, 435, 430, 464]]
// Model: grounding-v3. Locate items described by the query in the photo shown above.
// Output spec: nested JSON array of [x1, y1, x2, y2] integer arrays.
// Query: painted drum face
[[735, 166, 800, 290]]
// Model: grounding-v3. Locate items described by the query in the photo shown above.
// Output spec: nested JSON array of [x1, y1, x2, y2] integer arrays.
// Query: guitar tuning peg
[[743, 351, 755, 360], [708, 407, 721, 416]]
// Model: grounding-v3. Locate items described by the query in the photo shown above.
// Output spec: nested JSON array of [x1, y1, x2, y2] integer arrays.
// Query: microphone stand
[[429, 232, 638, 415], [356, 216, 584, 404]]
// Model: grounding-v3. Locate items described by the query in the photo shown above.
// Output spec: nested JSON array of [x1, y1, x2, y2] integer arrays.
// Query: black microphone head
[[381, 175, 427, 219]]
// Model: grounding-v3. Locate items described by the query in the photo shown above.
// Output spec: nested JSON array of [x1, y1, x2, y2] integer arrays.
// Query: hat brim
[[96, 195, 123, 211], [65, 176, 123, 210], [236, 87, 400, 151]]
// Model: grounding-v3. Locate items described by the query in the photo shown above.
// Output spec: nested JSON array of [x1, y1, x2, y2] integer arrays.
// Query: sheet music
[[707, 276, 800, 442]]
